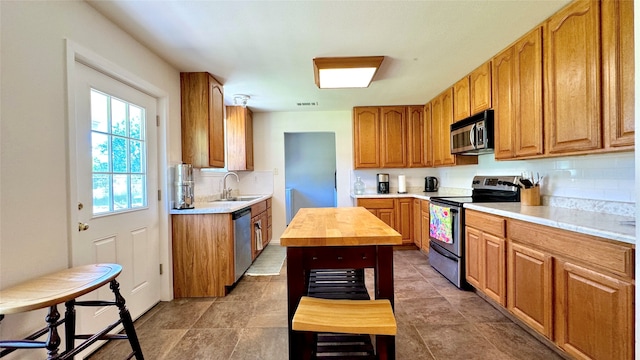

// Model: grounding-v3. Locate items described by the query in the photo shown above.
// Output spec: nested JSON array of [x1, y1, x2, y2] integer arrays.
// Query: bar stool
[[292, 296, 397, 360], [0, 263, 143, 359]]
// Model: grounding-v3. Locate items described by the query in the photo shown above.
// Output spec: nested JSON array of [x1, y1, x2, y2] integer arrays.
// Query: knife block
[[521, 186, 541, 206]]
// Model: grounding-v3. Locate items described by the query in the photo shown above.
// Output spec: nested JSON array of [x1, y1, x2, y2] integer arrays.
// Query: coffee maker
[[377, 173, 389, 194], [174, 164, 195, 209]]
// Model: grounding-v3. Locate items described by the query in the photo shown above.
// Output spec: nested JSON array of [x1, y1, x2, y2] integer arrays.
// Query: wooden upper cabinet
[[470, 62, 492, 114], [423, 103, 433, 167], [226, 106, 254, 171], [493, 27, 544, 160], [544, 0, 601, 154], [407, 105, 425, 168], [181, 72, 225, 168], [380, 106, 408, 168], [602, 0, 635, 149], [453, 77, 470, 121], [432, 88, 456, 166], [353, 107, 381, 168], [430, 92, 445, 167], [492, 46, 516, 159]]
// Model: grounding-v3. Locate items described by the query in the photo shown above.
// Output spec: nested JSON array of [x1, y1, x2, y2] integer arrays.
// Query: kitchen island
[[281, 207, 402, 360]]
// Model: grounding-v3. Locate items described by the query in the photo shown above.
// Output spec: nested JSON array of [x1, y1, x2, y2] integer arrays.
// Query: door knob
[[78, 222, 89, 232]]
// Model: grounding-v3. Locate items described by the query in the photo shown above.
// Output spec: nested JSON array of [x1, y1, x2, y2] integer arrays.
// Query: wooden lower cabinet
[[420, 200, 430, 252], [412, 199, 421, 248], [251, 200, 271, 260], [357, 198, 413, 244], [172, 213, 234, 297], [465, 210, 507, 305], [555, 260, 634, 360], [507, 241, 554, 338]]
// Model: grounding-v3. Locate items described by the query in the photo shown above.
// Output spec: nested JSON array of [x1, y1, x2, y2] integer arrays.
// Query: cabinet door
[[423, 103, 433, 167], [420, 200, 430, 252], [470, 62, 492, 114], [353, 107, 380, 168], [180, 72, 225, 168], [440, 89, 456, 165], [395, 198, 413, 245], [407, 106, 425, 168], [380, 106, 408, 168], [378, 209, 395, 229], [555, 260, 633, 360], [465, 227, 482, 289], [602, 0, 635, 149], [226, 106, 254, 171], [492, 46, 516, 160], [507, 242, 553, 338], [544, 0, 601, 154], [413, 199, 421, 248], [483, 233, 506, 306], [515, 27, 544, 157], [208, 76, 225, 167], [453, 77, 470, 121]]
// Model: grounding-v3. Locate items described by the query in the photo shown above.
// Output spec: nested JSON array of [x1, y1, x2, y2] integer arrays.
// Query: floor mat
[[245, 243, 286, 276]]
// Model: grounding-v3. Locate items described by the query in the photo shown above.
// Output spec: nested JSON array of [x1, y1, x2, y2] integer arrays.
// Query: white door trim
[[65, 39, 173, 302]]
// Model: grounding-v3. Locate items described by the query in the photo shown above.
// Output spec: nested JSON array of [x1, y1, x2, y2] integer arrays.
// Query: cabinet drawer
[[466, 210, 505, 237], [357, 198, 395, 209], [251, 200, 267, 216], [508, 219, 634, 279]]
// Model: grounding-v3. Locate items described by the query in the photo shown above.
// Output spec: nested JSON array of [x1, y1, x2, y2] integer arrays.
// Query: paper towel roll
[[398, 175, 406, 193]]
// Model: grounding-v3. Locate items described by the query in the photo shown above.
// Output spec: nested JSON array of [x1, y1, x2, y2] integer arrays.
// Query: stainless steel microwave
[[450, 110, 494, 155]]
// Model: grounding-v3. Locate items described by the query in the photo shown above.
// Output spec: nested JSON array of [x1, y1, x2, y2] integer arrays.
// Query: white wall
[[0, 1, 181, 355], [252, 111, 353, 241]]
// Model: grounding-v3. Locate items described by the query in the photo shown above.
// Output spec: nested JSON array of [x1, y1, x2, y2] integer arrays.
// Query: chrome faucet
[[222, 172, 240, 199]]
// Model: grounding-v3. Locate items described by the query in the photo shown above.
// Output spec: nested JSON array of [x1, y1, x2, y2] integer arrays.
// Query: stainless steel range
[[428, 175, 521, 289]]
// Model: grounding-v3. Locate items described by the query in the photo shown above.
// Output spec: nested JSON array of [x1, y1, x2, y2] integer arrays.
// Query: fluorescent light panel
[[313, 56, 384, 89]]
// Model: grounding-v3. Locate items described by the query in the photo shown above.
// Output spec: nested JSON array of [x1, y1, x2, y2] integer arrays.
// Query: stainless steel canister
[[174, 164, 195, 209]]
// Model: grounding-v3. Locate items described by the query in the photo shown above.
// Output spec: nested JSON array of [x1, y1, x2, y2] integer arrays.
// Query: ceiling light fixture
[[233, 94, 250, 108], [313, 56, 384, 89]]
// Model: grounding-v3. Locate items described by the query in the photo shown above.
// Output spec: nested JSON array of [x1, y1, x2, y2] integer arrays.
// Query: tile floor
[[88, 249, 564, 360]]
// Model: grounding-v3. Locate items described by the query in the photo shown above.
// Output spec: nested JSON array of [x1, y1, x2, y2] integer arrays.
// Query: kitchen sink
[[209, 196, 262, 202]]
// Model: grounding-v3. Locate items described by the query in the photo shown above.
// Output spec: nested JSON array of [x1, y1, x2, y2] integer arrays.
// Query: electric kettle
[[424, 176, 439, 192]]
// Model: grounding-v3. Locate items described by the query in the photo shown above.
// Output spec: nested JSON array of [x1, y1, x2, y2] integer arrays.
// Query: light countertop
[[351, 189, 469, 201], [351, 191, 635, 245], [464, 203, 635, 245], [169, 194, 272, 215]]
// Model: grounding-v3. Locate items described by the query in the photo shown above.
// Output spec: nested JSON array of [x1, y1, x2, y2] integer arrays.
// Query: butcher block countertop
[[280, 207, 402, 247]]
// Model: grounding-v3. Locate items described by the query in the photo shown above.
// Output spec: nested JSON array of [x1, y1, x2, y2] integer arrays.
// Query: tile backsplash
[[353, 152, 635, 215], [170, 168, 274, 203]]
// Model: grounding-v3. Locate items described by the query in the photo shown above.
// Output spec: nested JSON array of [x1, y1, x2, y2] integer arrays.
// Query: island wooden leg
[[375, 245, 395, 360], [286, 247, 307, 360]]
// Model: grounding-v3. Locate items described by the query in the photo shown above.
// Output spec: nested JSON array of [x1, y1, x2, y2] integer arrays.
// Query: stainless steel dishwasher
[[233, 207, 252, 282]]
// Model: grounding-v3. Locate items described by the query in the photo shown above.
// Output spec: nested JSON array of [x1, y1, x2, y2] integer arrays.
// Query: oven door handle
[[430, 242, 458, 261]]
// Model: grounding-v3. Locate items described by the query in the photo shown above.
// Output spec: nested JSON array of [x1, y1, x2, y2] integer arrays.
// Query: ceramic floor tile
[[447, 296, 511, 324], [395, 323, 436, 360], [218, 281, 268, 302], [475, 322, 564, 360], [164, 328, 241, 360], [136, 298, 214, 330], [394, 278, 441, 300], [228, 327, 288, 360], [395, 296, 469, 326], [246, 297, 288, 328], [193, 301, 255, 329], [415, 323, 514, 360]]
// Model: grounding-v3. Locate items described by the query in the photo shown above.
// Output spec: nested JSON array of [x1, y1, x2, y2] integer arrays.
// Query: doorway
[[284, 132, 337, 224]]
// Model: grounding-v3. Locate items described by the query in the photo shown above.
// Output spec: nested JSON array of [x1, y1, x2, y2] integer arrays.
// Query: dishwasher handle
[[232, 207, 251, 220]]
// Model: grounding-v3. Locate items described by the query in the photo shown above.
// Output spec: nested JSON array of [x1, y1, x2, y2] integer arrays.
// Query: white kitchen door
[[71, 61, 160, 350]]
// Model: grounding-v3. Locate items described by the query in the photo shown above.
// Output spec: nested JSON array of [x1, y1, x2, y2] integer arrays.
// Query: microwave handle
[[469, 124, 476, 148]]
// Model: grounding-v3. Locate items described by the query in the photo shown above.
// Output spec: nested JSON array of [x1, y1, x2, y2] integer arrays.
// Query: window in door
[[90, 89, 147, 215]]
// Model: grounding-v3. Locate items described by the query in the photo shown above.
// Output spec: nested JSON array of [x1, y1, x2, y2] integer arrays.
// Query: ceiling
[[86, 0, 571, 113]]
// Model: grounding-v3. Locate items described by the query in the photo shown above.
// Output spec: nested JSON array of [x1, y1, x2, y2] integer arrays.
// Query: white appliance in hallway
[[284, 132, 337, 225]]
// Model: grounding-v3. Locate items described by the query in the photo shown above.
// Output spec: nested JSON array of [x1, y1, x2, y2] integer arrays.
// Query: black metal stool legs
[[45, 305, 61, 360], [110, 280, 144, 360]]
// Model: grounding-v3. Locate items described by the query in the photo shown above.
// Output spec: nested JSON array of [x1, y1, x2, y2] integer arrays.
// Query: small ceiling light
[[313, 56, 384, 89], [233, 94, 250, 108]]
